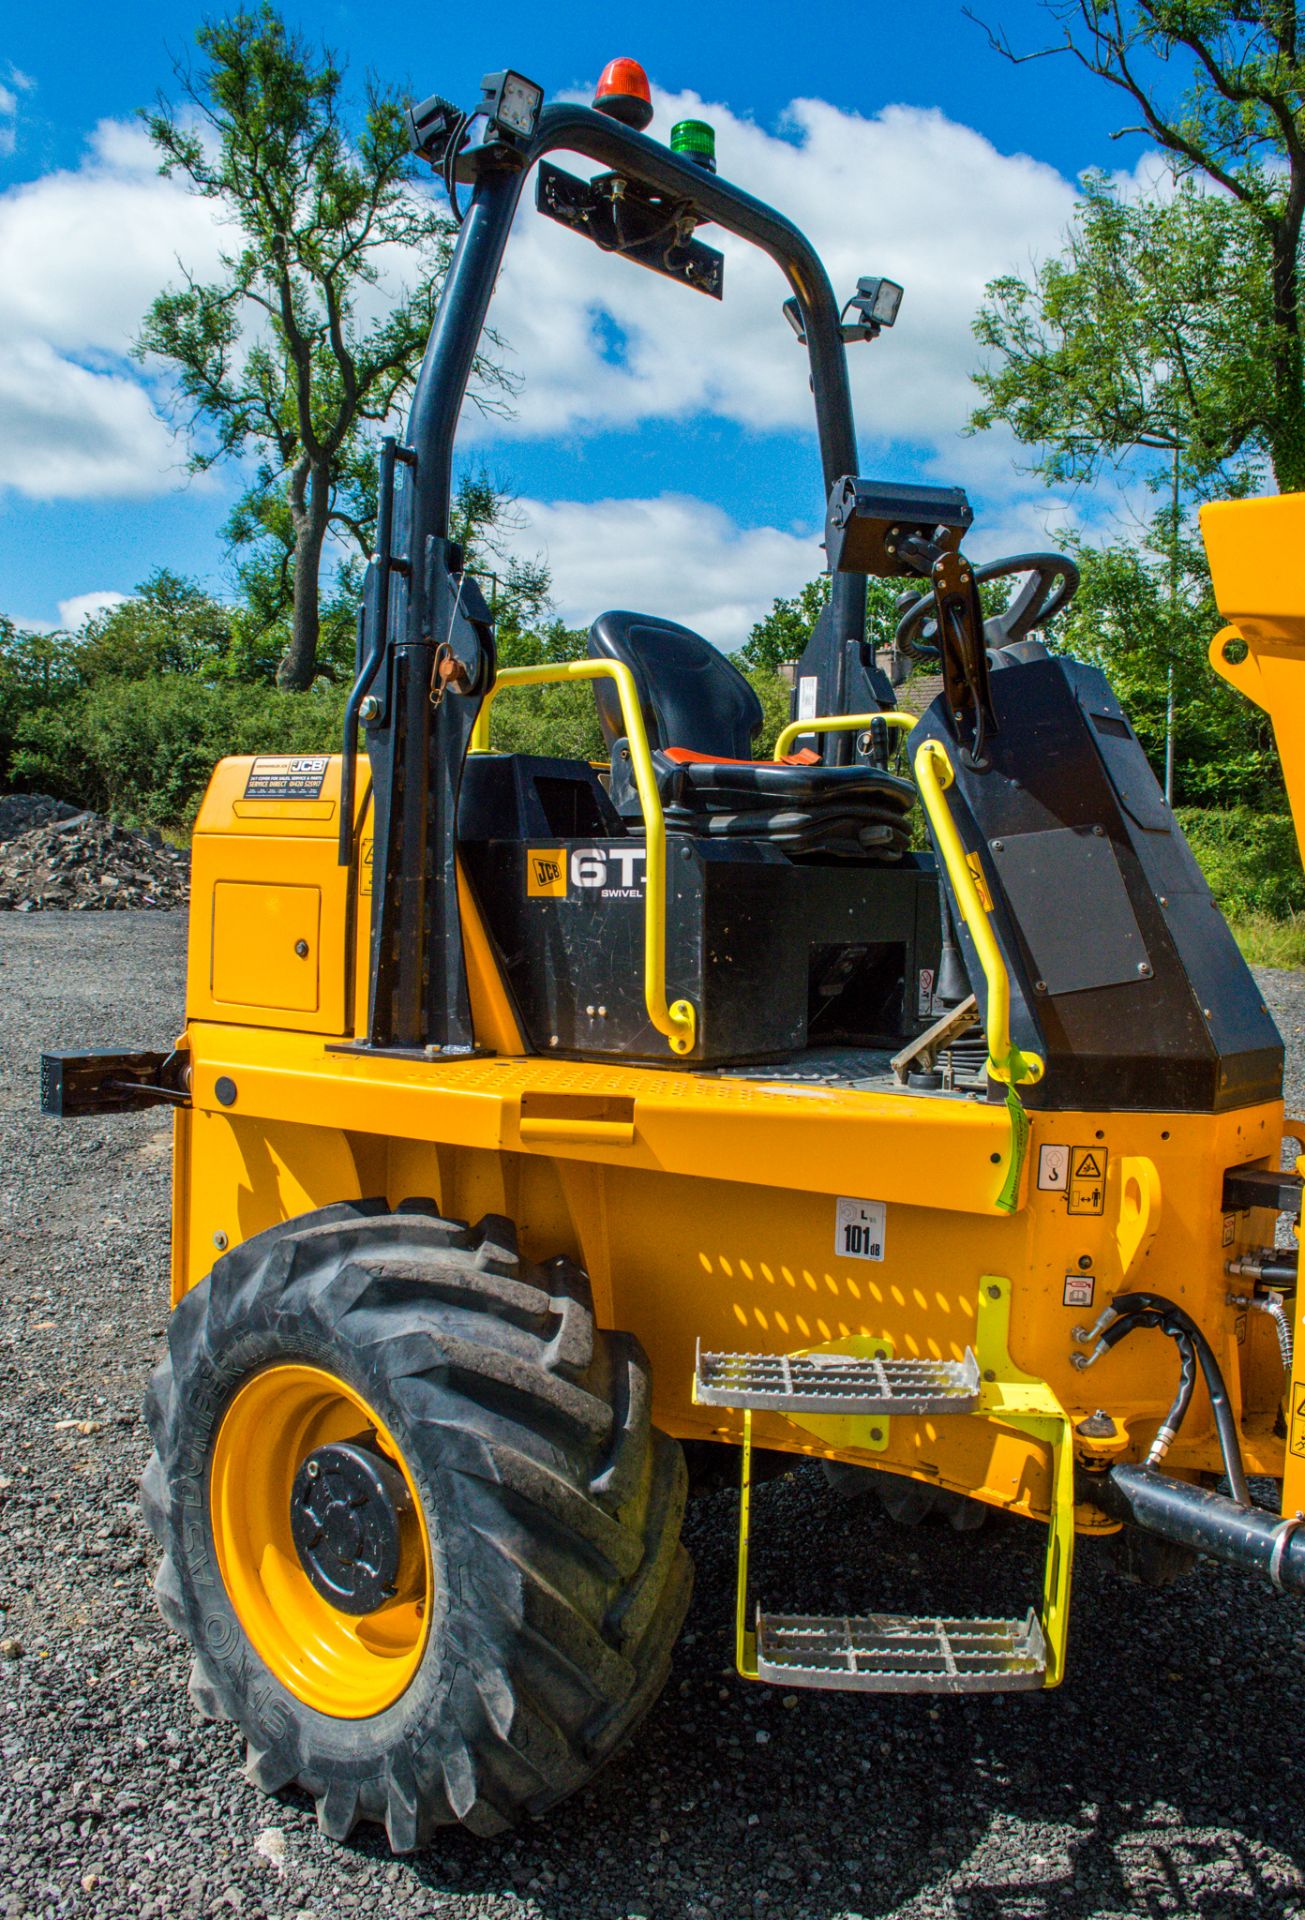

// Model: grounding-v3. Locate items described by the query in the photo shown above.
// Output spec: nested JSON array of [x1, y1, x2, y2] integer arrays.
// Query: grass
[[1229, 910, 1305, 969]]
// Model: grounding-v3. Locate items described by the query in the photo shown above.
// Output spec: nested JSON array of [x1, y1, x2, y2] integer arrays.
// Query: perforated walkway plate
[[755, 1609, 1047, 1693], [695, 1346, 980, 1415]]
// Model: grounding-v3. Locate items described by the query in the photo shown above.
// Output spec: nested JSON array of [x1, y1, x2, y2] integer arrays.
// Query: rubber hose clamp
[[1267, 1510, 1304, 1592]]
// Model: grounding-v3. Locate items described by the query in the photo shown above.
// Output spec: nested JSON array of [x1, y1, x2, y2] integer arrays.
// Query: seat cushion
[[608, 743, 915, 863]]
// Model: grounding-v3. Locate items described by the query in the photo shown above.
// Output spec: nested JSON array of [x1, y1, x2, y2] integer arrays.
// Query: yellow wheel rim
[[209, 1364, 433, 1719]]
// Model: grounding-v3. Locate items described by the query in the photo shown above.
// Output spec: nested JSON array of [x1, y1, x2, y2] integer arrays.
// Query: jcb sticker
[[1067, 1146, 1108, 1216], [836, 1196, 886, 1262], [571, 845, 646, 899], [243, 754, 329, 799], [526, 849, 567, 898], [1063, 1272, 1095, 1309]]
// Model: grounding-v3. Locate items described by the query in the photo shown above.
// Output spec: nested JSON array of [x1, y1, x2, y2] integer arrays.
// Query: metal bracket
[[536, 161, 724, 299], [41, 1047, 191, 1116]]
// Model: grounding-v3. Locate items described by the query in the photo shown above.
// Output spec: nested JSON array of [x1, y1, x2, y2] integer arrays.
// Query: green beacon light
[[671, 119, 717, 173]]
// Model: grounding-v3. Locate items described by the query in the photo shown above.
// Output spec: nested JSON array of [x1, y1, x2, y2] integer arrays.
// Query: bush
[[1175, 807, 1305, 921], [12, 677, 347, 831]]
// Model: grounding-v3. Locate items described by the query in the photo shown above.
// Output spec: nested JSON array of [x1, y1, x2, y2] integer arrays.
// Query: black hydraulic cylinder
[[1095, 1463, 1305, 1594]]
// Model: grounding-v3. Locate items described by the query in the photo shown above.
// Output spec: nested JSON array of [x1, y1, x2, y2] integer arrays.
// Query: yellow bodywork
[[1202, 490, 1305, 1518], [173, 754, 1295, 1551]]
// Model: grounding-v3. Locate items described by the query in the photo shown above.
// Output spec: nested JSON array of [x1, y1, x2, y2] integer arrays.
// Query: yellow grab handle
[[773, 710, 916, 761], [913, 737, 1043, 1087], [468, 660, 696, 1056], [518, 1117, 636, 1147]]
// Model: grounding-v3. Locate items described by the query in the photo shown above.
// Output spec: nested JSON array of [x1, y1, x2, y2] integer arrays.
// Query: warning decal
[[836, 1196, 886, 1262], [1290, 1384, 1305, 1460], [526, 849, 567, 898], [243, 754, 329, 799], [1067, 1146, 1108, 1216], [1063, 1272, 1095, 1309], [360, 843, 374, 897], [1037, 1144, 1069, 1193]]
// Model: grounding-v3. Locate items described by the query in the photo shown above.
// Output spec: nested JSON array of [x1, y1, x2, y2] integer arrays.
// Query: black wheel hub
[[289, 1438, 419, 1615]]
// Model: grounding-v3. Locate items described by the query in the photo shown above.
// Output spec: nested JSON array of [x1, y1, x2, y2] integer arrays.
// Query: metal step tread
[[755, 1608, 1047, 1693], [695, 1345, 980, 1414]]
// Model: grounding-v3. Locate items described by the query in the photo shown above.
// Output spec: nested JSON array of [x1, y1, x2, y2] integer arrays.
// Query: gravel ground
[[3, 912, 1305, 1920]]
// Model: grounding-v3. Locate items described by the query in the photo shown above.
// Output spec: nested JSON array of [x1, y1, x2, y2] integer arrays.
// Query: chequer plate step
[[755, 1609, 1047, 1693], [694, 1345, 980, 1415]]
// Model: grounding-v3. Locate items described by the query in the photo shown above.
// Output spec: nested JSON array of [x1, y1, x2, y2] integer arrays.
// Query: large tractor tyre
[[140, 1201, 692, 1848]]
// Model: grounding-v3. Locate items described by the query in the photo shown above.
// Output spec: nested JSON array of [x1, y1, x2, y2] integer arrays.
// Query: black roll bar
[[404, 102, 866, 700], [360, 99, 870, 1052]]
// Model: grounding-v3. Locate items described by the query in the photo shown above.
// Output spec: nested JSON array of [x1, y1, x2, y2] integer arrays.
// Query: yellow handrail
[[468, 661, 696, 1056], [773, 709, 916, 761], [913, 737, 1043, 1086]]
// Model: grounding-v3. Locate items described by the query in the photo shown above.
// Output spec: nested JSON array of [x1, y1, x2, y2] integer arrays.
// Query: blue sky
[[0, 1, 1164, 639]]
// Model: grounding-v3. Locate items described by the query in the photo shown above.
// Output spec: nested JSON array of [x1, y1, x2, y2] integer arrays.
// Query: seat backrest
[[588, 611, 764, 759]]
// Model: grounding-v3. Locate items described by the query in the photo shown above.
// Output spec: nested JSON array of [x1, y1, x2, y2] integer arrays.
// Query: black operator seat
[[587, 611, 914, 862]]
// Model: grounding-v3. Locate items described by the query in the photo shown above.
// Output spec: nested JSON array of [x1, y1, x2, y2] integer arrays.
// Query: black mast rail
[[352, 99, 864, 1054]]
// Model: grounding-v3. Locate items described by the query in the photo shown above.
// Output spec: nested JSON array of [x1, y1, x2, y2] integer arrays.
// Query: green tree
[[739, 575, 926, 674], [973, 0, 1305, 493], [972, 175, 1271, 495], [738, 577, 831, 673], [76, 571, 236, 682], [1052, 514, 1281, 805], [0, 618, 80, 785], [12, 677, 347, 829], [138, 7, 510, 690]]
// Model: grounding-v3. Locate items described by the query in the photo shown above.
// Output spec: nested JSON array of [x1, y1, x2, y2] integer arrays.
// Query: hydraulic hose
[[1110, 1292, 1253, 1508], [1142, 1325, 1196, 1470], [1092, 1308, 1192, 1467], [1237, 1291, 1295, 1374]]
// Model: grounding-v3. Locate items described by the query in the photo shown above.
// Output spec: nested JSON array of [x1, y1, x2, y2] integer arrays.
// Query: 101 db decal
[[836, 1197, 886, 1261]]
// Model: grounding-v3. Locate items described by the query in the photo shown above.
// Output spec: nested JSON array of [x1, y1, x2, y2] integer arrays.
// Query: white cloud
[[0, 339, 181, 497], [0, 66, 30, 159], [0, 78, 1132, 634], [505, 477, 1117, 650], [466, 89, 1079, 457], [0, 117, 229, 500], [512, 493, 818, 645], [58, 589, 128, 629]]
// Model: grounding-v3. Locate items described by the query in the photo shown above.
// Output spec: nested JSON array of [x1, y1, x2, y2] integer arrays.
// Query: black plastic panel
[[458, 754, 941, 1066], [910, 657, 1284, 1113], [989, 827, 1149, 995]]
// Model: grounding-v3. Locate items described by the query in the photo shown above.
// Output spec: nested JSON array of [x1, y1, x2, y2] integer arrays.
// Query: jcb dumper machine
[[42, 56, 1305, 1849]]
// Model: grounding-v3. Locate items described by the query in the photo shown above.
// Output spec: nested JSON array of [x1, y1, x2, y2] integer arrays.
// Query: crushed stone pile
[[0, 808, 189, 911], [0, 792, 80, 840]]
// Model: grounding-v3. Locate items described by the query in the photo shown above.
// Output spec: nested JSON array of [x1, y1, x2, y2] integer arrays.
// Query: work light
[[479, 69, 544, 143]]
